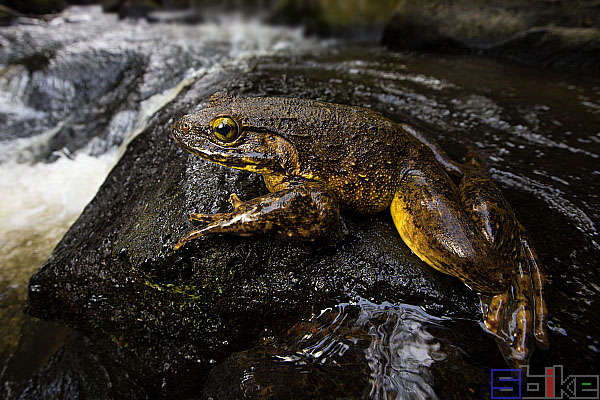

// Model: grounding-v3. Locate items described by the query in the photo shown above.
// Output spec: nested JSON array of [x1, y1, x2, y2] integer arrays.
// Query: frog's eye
[[211, 117, 240, 143]]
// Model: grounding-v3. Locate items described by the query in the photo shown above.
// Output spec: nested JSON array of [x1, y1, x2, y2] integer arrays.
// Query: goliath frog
[[171, 91, 549, 365]]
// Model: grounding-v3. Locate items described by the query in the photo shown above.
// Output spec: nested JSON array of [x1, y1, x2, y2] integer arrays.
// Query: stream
[[1, 5, 599, 399]]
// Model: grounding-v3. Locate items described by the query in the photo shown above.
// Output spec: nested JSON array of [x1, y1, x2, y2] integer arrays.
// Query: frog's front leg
[[174, 182, 339, 250]]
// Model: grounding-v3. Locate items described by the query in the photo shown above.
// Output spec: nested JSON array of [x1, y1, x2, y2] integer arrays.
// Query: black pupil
[[216, 122, 231, 136]]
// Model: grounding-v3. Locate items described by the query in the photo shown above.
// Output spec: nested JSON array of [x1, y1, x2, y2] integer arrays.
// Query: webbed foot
[[461, 150, 548, 365], [480, 229, 549, 365]]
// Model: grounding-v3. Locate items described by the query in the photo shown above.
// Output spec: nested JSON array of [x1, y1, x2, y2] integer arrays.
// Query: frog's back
[[227, 96, 412, 213]]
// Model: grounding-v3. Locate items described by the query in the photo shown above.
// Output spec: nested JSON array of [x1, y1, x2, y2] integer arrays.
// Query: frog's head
[[172, 92, 298, 174]]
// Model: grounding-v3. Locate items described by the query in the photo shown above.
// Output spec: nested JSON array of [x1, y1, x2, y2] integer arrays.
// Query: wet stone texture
[[22, 49, 600, 398], [24, 65, 495, 398]]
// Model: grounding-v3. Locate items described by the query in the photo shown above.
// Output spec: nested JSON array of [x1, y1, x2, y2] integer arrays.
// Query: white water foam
[[0, 150, 118, 260], [0, 7, 323, 297]]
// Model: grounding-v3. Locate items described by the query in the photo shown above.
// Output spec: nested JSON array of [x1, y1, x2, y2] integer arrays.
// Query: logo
[[491, 365, 599, 399]]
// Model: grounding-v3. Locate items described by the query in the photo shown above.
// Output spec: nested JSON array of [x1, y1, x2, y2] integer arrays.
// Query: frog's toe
[[481, 293, 507, 334], [190, 212, 221, 223], [504, 297, 534, 363], [228, 193, 244, 209], [174, 231, 200, 250], [480, 288, 535, 365], [174, 236, 190, 250], [174, 226, 215, 250], [520, 231, 550, 350], [512, 303, 533, 357]]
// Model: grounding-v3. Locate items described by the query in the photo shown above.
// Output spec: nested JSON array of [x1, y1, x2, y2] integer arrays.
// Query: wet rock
[[382, 0, 600, 71], [101, 0, 161, 19], [1, 0, 67, 16], [0, 5, 24, 26], [0, 9, 210, 158], [12, 327, 224, 399], [101, 0, 205, 20], [26, 65, 481, 396], [16, 333, 147, 400]]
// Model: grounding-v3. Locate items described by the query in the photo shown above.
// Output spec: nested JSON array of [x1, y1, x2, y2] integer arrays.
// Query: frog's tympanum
[[172, 92, 549, 365]]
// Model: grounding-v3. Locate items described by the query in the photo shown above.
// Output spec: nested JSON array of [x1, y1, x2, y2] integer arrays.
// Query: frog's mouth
[[187, 145, 281, 173]]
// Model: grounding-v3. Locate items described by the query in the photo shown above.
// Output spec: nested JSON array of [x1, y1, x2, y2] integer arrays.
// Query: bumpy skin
[[171, 92, 549, 365]]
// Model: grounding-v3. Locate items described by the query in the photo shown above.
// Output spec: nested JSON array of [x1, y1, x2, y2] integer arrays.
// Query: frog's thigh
[[390, 171, 502, 293]]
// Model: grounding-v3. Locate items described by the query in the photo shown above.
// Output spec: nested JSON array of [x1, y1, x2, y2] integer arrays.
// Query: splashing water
[[0, 6, 325, 391]]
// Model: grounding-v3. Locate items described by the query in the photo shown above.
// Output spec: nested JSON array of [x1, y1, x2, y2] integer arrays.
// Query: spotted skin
[[172, 92, 549, 365]]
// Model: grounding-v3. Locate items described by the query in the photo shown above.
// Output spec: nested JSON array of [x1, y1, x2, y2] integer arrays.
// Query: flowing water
[[0, 6, 323, 396], [1, 5, 599, 398]]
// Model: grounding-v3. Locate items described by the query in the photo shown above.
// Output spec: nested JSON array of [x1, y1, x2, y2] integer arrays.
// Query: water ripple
[[491, 168, 599, 249], [276, 298, 448, 400]]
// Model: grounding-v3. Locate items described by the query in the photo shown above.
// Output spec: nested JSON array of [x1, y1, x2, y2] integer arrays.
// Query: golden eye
[[211, 117, 239, 142]]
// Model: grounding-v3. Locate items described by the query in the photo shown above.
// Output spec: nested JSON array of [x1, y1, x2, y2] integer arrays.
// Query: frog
[[171, 91, 549, 365]]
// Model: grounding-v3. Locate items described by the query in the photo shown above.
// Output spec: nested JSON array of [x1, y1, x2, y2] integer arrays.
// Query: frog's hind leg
[[459, 150, 549, 363], [390, 165, 508, 294], [390, 153, 548, 365]]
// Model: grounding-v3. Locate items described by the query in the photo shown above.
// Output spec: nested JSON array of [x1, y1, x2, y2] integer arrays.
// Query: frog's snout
[[172, 115, 195, 144], [172, 116, 188, 134]]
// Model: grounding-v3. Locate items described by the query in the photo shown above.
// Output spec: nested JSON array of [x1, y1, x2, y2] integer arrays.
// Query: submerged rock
[[201, 300, 493, 399], [382, 0, 600, 71]]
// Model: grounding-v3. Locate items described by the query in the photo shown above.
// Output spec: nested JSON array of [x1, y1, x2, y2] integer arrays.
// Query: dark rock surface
[[2, 0, 67, 16], [9, 15, 598, 396], [0, 5, 23, 26], [16, 333, 147, 400], [25, 63, 489, 397], [382, 0, 600, 71]]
